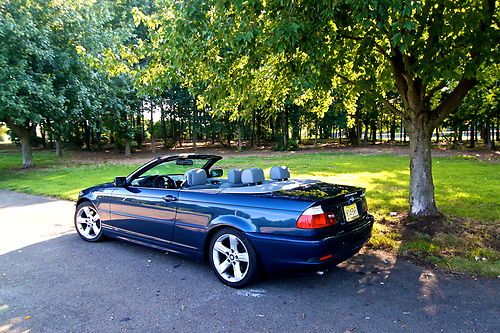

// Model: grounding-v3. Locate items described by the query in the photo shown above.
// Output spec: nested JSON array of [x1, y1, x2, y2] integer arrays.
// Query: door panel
[[108, 187, 179, 243]]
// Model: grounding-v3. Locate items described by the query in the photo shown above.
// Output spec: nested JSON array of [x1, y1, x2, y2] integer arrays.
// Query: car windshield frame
[[124, 154, 222, 185]]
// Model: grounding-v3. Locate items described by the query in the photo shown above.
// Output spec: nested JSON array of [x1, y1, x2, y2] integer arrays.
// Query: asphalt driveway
[[0, 190, 498, 332]]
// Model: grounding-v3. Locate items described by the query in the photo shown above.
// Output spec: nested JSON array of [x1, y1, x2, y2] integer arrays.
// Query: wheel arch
[[76, 197, 92, 207], [203, 215, 257, 260]]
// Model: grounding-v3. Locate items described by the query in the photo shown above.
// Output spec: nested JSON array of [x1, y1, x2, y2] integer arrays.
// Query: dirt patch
[[401, 214, 499, 251]]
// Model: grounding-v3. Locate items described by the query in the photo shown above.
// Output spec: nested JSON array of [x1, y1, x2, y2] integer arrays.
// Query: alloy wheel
[[76, 205, 102, 240], [212, 233, 250, 283]]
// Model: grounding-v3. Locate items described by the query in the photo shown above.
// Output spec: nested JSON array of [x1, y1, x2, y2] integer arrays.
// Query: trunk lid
[[268, 181, 368, 226]]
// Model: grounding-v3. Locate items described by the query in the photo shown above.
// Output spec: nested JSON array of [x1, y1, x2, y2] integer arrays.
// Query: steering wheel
[[153, 175, 176, 189], [164, 176, 176, 189]]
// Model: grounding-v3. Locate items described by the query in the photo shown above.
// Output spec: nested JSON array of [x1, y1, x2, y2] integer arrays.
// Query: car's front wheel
[[209, 228, 259, 288], [74, 202, 104, 242]]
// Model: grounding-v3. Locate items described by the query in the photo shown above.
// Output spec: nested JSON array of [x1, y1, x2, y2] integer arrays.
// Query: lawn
[[1, 149, 499, 276]]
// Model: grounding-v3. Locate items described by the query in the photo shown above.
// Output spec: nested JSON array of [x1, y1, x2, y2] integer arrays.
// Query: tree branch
[[389, 50, 410, 111], [424, 80, 447, 105], [337, 74, 406, 118], [431, 78, 478, 126], [381, 97, 406, 118]]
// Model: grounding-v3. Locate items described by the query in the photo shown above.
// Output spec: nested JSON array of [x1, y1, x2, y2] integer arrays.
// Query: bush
[[287, 139, 299, 151], [274, 136, 299, 151]]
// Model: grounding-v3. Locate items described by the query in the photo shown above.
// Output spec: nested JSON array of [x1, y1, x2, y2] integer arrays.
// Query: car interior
[[182, 165, 290, 190], [130, 158, 291, 191]]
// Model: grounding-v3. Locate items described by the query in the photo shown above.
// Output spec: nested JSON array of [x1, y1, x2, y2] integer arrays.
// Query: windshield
[[141, 159, 209, 177]]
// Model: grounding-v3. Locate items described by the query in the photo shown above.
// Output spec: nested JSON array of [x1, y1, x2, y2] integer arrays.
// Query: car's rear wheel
[[209, 228, 259, 288], [75, 202, 104, 242]]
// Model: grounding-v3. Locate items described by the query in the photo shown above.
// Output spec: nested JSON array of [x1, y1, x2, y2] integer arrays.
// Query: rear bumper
[[246, 214, 374, 273]]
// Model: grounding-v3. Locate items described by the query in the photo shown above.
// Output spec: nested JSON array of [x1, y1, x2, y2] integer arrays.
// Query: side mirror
[[114, 176, 127, 187], [210, 168, 223, 178]]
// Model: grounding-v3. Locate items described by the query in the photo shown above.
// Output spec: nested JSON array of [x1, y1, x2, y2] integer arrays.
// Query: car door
[[108, 186, 179, 244]]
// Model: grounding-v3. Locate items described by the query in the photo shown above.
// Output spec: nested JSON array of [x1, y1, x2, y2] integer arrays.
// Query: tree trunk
[[5, 119, 34, 168], [485, 118, 494, 150], [400, 119, 403, 142], [256, 110, 261, 146], [314, 122, 319, 145], [348, 126, 358, 146], [192, 99, 197, 150], [281, 110, 287, 148], [469, 123, 475, 148], [362, 123, 368, 145], [390, 116, 396, 141], [83, 121, 91, 150], [237, 121, 242, 152], [251, 110, 255, 147], [172, 110, 177, 147], [20, 133, 33, 168], [125, 140, 131, 157], [408, 116, 438, 217], [150, 102, 156, 154], [160, 103, 168, 148], [40, 125, 47, 149], [55, 139, 63, 157], [371, 120, 377, 145]]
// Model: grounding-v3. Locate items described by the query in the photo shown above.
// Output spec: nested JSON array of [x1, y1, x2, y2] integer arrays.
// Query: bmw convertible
[[75, 154, 374, 287]]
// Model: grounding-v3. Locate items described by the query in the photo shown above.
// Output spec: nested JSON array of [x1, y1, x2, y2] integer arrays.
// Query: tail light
[[361, 196, 368, 212], [296, 205, 337, 229]]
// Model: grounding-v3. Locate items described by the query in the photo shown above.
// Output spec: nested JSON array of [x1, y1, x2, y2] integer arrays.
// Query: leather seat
[[270, 166, 290, 181], [219, 169, 245, 188], [184, 168, 216, 189], [241, 168, 265, 185]]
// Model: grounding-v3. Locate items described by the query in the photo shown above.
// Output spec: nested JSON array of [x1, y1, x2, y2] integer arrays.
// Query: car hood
[[81, 182, 114, 195]]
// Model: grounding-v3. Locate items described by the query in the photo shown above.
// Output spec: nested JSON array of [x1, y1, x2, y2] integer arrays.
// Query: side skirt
[[102, 224, 204, 260]]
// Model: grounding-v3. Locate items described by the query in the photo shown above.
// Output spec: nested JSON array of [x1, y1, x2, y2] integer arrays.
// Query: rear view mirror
[[210, 168, 223, 178], [114, 176, 127, 187], [176, 159, 194, 166]]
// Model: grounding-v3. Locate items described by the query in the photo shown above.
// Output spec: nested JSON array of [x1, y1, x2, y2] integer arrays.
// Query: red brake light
[[362, 196, 368, 212], [296, 206, 337, 229]]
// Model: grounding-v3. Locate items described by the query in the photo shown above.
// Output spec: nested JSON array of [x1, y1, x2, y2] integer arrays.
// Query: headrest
[[184, 168, 207, 186], [270, 166, 290, 180], [241, 168, 265, 184], [227, 169, 243, 184]]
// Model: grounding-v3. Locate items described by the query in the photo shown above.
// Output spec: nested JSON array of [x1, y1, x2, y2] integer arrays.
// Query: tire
[[209, 228, 259, 288], [74, 202, 105, 242]]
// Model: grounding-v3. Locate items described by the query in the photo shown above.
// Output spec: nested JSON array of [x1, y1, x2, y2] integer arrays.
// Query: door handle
[[163, 195, 178, 202]]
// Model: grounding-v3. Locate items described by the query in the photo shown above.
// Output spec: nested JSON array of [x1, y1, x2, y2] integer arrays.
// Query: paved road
[[0, 190, 498, 333]]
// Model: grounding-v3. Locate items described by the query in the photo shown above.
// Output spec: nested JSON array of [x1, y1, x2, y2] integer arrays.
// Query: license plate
[[344, 203, 359, 222]]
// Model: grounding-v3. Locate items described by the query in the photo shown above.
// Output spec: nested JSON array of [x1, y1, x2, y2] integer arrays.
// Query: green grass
[[1, 150, 498, 222], [1, 149, 499, 276]]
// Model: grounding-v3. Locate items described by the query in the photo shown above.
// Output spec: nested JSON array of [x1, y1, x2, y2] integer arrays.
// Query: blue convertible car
[[75, 154, 374, 287]]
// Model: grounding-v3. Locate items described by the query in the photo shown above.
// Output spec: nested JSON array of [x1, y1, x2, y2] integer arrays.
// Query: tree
[[0, 0, 143, 164], [125, 0, 498, 218], [0, 0, 58, 167]]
